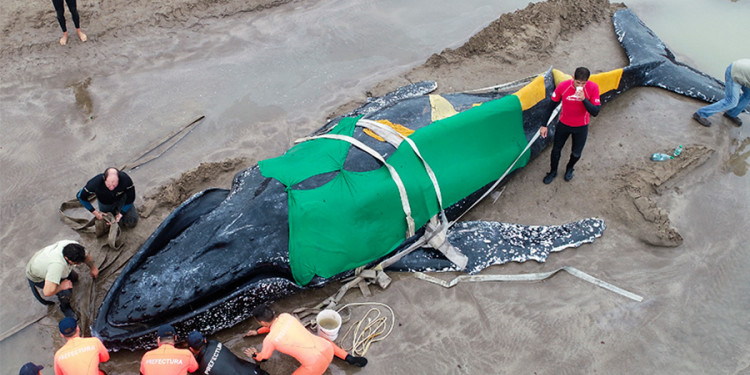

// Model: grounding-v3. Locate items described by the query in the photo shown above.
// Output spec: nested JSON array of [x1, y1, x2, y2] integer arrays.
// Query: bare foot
[[77, 29, 87, 42], [60, 32, 69, 45]]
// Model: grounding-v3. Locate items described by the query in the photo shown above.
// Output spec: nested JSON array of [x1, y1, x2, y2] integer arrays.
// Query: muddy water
[[625, 0, 750, 77], [1, 0, 749, 374]]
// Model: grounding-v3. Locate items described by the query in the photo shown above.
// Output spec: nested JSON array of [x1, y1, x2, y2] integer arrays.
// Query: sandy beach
[[1, 0, 749, 374]]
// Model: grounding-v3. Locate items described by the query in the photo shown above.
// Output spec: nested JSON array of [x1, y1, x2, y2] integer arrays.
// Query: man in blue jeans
[[693, 59, 750, 127]]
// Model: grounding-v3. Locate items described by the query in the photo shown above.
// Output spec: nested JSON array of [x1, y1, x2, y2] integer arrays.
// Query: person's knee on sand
[[120, 206, 139, 229], [693, 59, 750, 128]]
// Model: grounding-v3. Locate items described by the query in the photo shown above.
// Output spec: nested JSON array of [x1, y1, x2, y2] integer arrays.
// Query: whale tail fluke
[[613, 9, 729, 106]]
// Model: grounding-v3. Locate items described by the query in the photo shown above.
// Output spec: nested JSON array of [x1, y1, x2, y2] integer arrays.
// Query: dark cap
[[19, 362, 44, 375], [157, 324, 176, 339], [58, 317, 78, 336], [187, 330, 205, 350]]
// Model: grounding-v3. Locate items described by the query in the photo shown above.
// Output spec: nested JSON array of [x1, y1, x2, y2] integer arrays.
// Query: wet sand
[[2, 0, 750, 374]]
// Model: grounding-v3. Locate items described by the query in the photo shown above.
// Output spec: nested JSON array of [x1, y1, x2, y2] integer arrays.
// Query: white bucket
[[316, 309, 342, 341]]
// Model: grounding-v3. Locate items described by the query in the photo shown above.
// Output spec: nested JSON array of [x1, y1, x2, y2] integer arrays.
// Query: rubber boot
[[59, 302, 79, 320], [564, 156, 579, 182], [564, 168, 575, 181], [57, 289, 78, 320], [543, 171, 557, 184]]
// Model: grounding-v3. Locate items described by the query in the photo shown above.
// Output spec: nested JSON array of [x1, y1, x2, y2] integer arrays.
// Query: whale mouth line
[[107, 266, 296, 328]]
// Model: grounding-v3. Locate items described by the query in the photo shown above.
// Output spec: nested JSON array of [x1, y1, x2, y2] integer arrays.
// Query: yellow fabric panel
[[552, 69, 572, 85], [589, 69, 623, 95], [553, 68, 623, 94], [363, 119, 415, 142], [512, 74, 547, 111], [429, 94, 459, 121]]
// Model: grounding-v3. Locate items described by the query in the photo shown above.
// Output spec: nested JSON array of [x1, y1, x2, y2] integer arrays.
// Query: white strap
[[415, 266, 643, 302], [355, 119, 467, 267], [354, 119, 405, 148], [296, 133, 416, 237], [356, 119, 446, 217]]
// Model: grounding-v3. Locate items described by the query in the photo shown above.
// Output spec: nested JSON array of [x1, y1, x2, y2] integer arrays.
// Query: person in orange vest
[[19, 362, 44, 375], [140, 324, 199, 375], [242, 305, 367, 375], [54, 317, 110, 375]]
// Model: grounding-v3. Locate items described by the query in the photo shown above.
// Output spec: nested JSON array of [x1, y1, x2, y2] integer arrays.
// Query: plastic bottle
[[673, 144, 683, 157], [651, 153, 673, 161]]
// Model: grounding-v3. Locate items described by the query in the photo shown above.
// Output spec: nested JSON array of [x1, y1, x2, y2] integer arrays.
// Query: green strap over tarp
[[259, 95, 528, 285]]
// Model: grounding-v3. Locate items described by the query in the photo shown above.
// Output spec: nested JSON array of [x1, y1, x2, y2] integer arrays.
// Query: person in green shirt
[[26, 240, 98, 319]]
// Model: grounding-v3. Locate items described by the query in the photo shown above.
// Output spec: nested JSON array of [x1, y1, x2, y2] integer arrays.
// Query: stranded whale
[[92, 9, 735, 350]]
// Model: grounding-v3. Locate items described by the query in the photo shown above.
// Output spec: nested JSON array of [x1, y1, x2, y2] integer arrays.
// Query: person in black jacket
[[188, 331, 269, 375], [77, 167, 138, 228]]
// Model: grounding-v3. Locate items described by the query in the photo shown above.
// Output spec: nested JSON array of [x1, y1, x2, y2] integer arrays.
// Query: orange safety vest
[[255, 313, 334, 373], [54, 336, 110, 375]]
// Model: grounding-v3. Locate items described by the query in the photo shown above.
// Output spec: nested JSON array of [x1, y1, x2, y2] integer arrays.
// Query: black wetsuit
[[52, 0, 80, 33], [77, 170, 138, 226], [194, 340, 269, 375]]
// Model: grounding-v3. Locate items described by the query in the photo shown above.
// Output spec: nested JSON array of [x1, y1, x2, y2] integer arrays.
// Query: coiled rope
[[335, 302, 396, 357]]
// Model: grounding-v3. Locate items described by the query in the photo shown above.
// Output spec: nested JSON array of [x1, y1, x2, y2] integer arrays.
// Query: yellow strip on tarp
[[589, 69, 624, 95], [552, 69, 572, 85], [363, 119, 414, 142], [429, 94, 459, 121], [512, 74, 547, 111], [513, 68, 623, 110]]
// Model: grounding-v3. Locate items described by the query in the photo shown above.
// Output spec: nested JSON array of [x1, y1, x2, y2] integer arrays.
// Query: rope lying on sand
[[119, 115, 205, 171], [335, 302, 395, 357]]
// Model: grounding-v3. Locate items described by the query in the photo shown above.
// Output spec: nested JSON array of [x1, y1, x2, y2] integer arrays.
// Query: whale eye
[[291, 171, 339, 190]]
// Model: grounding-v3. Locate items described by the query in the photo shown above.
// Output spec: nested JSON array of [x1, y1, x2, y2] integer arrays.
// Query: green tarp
[[259, 95, 528, 285]]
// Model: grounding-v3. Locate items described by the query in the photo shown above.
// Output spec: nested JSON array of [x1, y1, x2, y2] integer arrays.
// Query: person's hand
[[115, 213, 123, 223], [243, 347, 259, 359], [59, 279, 73, 291], [573, 88, 585, 101], [93, 210, 104, 221], [90, 266, 99, 279], [345, 354, 368, 367], [243, 329, 258, 337], [540, 126, 548, 138]]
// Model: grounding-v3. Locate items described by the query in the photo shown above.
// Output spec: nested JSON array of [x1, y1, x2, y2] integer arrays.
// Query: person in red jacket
[[541, 66, 601, 184], [242, 305, 367, 375], [140, 324, 199, 375], [54, 317, 110, 375]]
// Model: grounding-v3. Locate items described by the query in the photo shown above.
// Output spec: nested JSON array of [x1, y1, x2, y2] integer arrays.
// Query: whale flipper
[[386, 218, 606, 273]]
